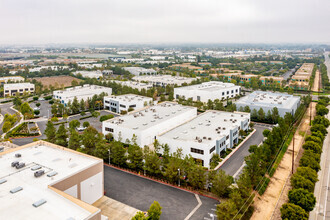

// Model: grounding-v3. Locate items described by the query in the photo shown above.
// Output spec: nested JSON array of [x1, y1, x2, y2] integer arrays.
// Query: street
[[219, 123, 270, 177], [104, 165, 219, 220]]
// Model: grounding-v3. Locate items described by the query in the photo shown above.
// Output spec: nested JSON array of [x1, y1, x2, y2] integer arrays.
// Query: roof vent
[[10, 186, 23, 194], [34, 170, 45, 178], [47, 171, 58, 177], [31, 165, 42, 171], [16, 162, 25, 169], [32, 199, 47, 208], [15, 153, 21, 158], [173, 136, 179, 139]]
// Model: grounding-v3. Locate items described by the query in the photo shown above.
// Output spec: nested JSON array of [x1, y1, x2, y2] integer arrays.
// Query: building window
[[209, 146, 215, 154], [105, 127, 114, 132], [129, 104, 136, 108], [105, 101, 109, 104], [222, 92, 224, 96], [226, 135, 229, 140], [191, 148, 204, 155], [227, 91, 229, 95], [120, 104, 126, 108]]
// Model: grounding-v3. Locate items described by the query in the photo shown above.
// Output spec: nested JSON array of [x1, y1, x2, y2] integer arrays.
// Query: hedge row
[[79, 115, 92, 120], [280, 97, 330, 220]]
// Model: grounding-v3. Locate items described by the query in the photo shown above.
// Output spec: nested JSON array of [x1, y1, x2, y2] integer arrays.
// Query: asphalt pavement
[[104, 165, 219, 220], [219, 123, 270, 177]]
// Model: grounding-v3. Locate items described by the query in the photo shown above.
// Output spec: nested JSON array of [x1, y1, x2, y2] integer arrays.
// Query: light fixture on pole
[[108, 148, 111, 165], [178, 168, 180, 187]]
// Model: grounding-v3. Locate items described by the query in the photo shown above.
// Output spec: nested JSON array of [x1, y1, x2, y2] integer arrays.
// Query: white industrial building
[[111, 80, 153, 91], [133, 75, 196, 86], [123, 67, 157, 76], [102, 102, 197, 146], [53, 84, 112, 106], [0, 141, 104, 220], [104, 94, 153, 114], [3, 83, 35, 97], [158, 111, 250, 168], [73, 70, 103, 79], [0, 76, 24, 85], [235, 91, 301, 117], [174, 81, 241, 102]]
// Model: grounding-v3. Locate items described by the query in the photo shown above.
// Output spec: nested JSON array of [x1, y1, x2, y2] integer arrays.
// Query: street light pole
[[108, 148, 111, 165], [178, 168, 180, 187]]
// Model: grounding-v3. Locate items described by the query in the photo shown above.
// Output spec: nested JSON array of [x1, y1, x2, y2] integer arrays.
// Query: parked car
[[76, 126, 86, 132]]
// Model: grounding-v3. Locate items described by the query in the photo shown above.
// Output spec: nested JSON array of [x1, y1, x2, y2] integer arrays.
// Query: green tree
[[69, 119, 80, 130], [296, 167, 318, 183], [302, 141, 322, 154], [83, 121, 90, 128], [20, 102, 33, 119], [131, 211, 146, 220], [2, 121, 12, 133], [258, 108, 265, 121], [305, 135, 322, 145], [271, 107, 279, 123], [188, 165, 206, 190], [291, 174, 315, 192], [147, 201, 162, 220], [13, 97, 22, 107], [288, 188, 316, 211], [280, 203, 308, 220], [45, 121, 56, 143], [216, 200, 241, 220], [299, 150, 321, 172], [68, 129, 81, 150], [71, 97, 80, 114], [144, 148, 161, 176], [313, 115, 330, 128], [110, 141, 127, 166], [210, 170, 233, 197], [80, 126, 101, 155], [80, 99, 85, 112], [316, 104, 329, 116], [311, 124, 328, 136], [127, 144, 143, 170], [55, 124, 68, 147], [263, 129, 271, 137], [34, 110, 40, 115], [209, 153, 221, 169]]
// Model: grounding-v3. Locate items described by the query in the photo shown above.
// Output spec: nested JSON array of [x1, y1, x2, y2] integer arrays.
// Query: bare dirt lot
[[31, 75, 82, 88]]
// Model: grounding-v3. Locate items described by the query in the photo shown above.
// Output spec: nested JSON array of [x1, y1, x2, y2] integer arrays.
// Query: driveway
[[219, 123, 270, 177], [104, 165, 218, 220]]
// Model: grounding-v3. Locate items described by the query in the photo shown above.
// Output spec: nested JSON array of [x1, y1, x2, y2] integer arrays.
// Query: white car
[[33, 107, 40, 111], [76, 126, 86, 132]]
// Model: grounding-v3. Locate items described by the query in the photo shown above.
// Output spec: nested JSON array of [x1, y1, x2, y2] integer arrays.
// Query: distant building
[[53, 84, 112, 106], [133, 75, 196, 86], [235, 91, 300, 117], [289, 63, 314, 90], [174, 81, 241, 102], [123, 67, 157, 76], [158, 111, 250, 168], [170, 63, 203, 71], [0, 141, 104, 220], [4, 83, 35, 97], [104, 94, 153, 114], [259, 76, 284, 85], [73, 70, 103, 79], [238, 74, 258, 83], [0, 76, 24, 85], [110, 80, 153, 91], [102, 102, 197, 146]]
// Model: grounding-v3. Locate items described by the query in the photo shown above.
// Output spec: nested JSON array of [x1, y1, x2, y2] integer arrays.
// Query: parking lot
[[104, 165, 218, 220]]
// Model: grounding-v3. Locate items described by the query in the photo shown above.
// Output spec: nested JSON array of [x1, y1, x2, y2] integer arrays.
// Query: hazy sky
[[1, 0, 329, 45]]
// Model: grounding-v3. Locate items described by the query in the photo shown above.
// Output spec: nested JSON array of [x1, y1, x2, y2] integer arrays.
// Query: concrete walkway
[[93, 196, 140, 220]]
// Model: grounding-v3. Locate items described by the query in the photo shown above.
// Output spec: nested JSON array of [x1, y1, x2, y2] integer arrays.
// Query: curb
[[104, 163, 220, 202], [214, 129, 256, 170]]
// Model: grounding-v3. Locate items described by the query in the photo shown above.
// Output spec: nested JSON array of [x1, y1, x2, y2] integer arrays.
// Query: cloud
[[0, 0, 329, 44]]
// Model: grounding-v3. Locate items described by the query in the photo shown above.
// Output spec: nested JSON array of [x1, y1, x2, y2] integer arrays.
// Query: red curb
[[104, 163, 220, 202]]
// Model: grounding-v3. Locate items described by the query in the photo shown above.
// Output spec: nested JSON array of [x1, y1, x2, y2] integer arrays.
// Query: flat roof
[[160, 111, 249, 143], [106, 94, 152, 102], [0, 141, 101, 220], [105, 102, 196, 130], [176, 81, 239, 92], [133, 75, 196, 84], [53, 84, 112, 99], [4, 83, 34, 89], [236, 91, 300, 109]]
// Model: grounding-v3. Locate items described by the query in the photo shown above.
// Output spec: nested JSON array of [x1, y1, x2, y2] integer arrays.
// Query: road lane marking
[[184, 194, 202, 220]]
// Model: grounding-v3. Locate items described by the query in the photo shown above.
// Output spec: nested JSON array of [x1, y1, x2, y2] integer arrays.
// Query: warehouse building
[[73, 71, 103, 79], [133, 75, 196, 86], [3, 83, 35, 97], [158, 111, 250, 168], [110, 80, 153, 91], [123, 67, 157, 76], [235, 91, 300, 117], [0, 76, 24, 85], [102, 102, 197, 146], [104, 94, 153, 114], [53, 84, 112, 106], [0, 141, 104, 220], [174, 81, 240, 102]]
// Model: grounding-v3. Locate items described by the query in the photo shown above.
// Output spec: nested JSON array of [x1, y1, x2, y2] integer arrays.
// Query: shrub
[[44, 96, 52, 100], [296, 167, 318, 183], [100, 114, 114, 122], [51, 117, 58, 122], [33, 96, 39, 101], [280, 203, 308, 220], [291, 174, 315, 192], [83, 121, 90, 128], [34, 110, 40, 115], [288, 188, 316, 212], [80, 111, 86, 116], [300, 150, 321, 172], [33, 138, 39, 142], [36, 103, 41, 107], [257, 177, 270, 195], [302, 141, 322, 154], [49, 100, 54, 104]]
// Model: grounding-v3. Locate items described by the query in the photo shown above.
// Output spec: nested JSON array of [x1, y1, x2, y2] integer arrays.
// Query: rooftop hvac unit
[[34, 170, 45, 178], [203, 136, 206, 139], [10, 186, 23, 194], [11, 161, 19, 167], [0, 179, 7, 184], [31, 165, 41, 171], [16, 162, 25, 169], [198, 139, 202, 143], [208, 137, 212, 140], [47, 171, 58, 177], [32, 199, 47, 208], [0, 147, 4, 152], [15, 153, 21, 158]]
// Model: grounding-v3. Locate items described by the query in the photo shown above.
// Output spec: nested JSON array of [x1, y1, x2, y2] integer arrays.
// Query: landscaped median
[[5, 122, 40, 138]]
